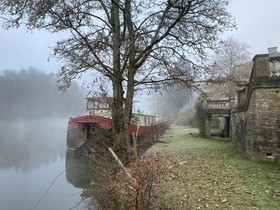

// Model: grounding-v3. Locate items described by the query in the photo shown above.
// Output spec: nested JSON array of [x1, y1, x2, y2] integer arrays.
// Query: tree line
[[0, 67, 85, 120], [154, 88, 196, 126]]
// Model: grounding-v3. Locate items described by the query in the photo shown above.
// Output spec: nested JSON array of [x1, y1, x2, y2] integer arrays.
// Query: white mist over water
[[0, 118, 90, 210]]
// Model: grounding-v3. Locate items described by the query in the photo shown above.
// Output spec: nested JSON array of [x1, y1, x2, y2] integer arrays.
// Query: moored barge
[[67, 97, 166, 153]]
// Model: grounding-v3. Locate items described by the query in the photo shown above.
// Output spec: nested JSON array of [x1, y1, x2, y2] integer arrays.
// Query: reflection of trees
[[0, 119, 67, 172]]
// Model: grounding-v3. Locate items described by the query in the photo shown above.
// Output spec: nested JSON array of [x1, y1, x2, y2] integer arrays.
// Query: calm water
[[0, 119, 91, 210]]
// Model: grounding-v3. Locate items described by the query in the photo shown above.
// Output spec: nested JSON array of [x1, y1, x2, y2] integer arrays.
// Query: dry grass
[[148, 125, 280, 210]]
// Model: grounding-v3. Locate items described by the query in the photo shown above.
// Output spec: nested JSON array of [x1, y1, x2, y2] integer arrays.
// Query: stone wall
[[231, 52, 280, 161], [231, 88, 280, 161]]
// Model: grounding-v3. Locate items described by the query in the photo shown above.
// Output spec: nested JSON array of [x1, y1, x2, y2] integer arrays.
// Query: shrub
[[86, 150, 179, 210]]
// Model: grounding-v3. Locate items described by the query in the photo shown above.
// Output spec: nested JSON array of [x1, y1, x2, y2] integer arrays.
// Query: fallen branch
[[108, 147, 139, 190], [132, 132, 139, 163]]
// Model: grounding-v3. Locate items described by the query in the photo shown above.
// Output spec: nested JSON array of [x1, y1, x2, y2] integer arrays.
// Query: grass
[[148, 125, 280, 210]]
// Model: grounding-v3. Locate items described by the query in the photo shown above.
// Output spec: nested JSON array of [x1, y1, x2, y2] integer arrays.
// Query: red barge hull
[[67, 115, 166, 153]]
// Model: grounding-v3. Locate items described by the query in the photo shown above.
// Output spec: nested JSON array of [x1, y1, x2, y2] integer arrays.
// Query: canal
[[0, 118, 92, 210]]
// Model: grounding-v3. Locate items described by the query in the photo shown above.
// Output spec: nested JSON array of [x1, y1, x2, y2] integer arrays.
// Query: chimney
[[268, 47, 280, 58], [268, 47, 280, 76]]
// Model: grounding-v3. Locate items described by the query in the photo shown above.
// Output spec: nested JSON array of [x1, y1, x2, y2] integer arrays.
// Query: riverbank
[[148, 125, 280, 209]]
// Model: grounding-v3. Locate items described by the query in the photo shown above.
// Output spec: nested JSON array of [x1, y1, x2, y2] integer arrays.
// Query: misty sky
[[0, 0, 279, 72]]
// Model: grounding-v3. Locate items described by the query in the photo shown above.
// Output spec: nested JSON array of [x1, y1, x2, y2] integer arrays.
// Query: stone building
[[231, 47, 280, 161], [200, 62, 252, 138]]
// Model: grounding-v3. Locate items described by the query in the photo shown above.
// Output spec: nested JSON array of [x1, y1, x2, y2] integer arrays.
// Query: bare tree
[[211, 36, 251, 78], [204, 37, 251, 99], [0, 0, 235, 161]]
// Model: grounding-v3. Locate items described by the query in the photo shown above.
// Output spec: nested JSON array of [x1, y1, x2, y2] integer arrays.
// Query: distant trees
[[154, 88, 196, 126], [154, 37, 251, 128], [211, 36, 251, 78], [0, 68, 84, 120], [204, 37, 251, 99]]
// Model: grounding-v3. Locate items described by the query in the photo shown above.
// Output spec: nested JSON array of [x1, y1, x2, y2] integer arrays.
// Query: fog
[[0, 67, 90, 209], [0, 118, 67, 172], [0, 67, 87, 171], [0, 67, 85, 120], [0, 118, 91, 210], [153, 87, 197, 126]]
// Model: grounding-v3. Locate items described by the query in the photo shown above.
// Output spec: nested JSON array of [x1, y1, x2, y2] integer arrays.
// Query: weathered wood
[[108, 147, 139, 190], [132, 132, 139, 163]]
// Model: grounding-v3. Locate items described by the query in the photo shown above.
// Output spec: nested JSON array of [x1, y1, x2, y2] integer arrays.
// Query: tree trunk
[[123, 0, 137, 162], [111, 0, 129, 162]]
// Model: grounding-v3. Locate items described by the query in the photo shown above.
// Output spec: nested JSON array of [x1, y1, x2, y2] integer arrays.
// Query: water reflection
[[65, 151, 91, 189], [65, 151, 95, 209], [0, 118, 90, 210], [0, 119, 66, 171]]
